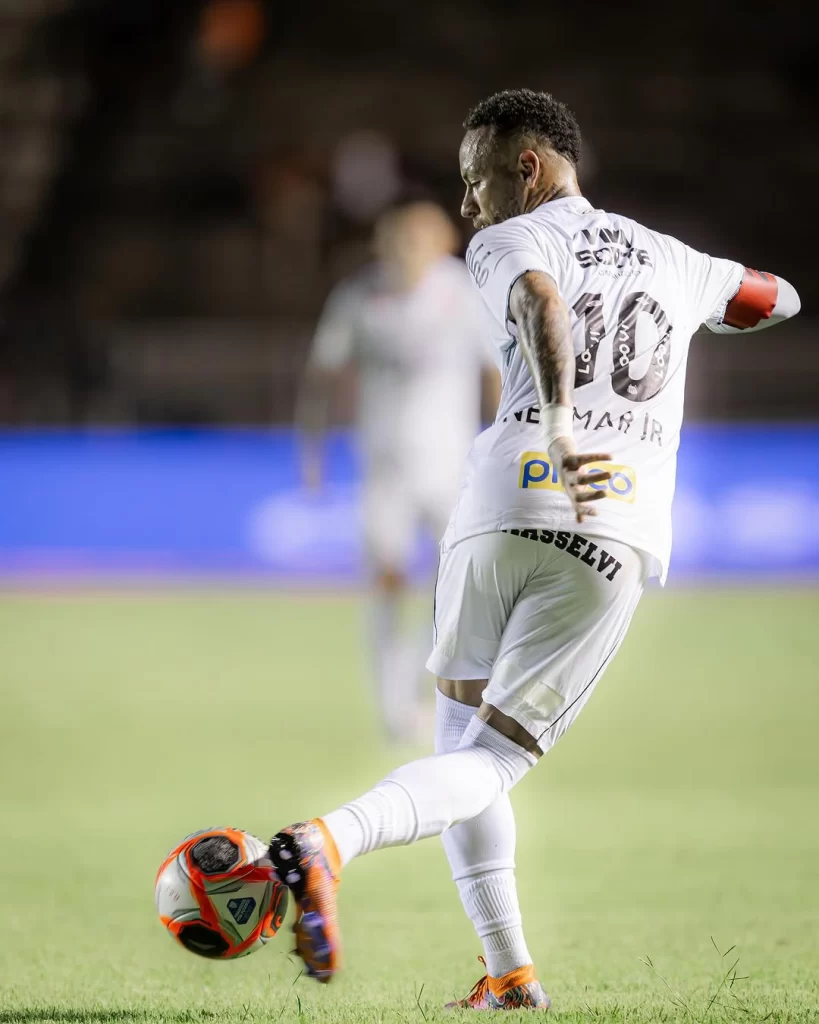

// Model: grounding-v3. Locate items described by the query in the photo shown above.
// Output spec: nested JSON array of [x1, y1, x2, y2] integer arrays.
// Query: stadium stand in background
[[0, 0, 816, 427]]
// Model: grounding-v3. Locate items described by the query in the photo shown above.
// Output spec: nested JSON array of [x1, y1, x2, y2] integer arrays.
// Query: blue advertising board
[[1, 426, 818, 581]]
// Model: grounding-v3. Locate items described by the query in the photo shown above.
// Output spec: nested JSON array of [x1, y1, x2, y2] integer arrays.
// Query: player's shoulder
[[601, 209, 713, 264], [350, 261, 387, 290], [430, 253, 472, 282], [579, 207, 716, 274], [467, 211, 547, 254], [465, 215, 545, 289], [574, 211, 743, 302], [466, 198, 599, 258]]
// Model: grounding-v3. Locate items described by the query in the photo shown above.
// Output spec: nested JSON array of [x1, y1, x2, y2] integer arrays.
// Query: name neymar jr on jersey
[[503, 404, 664, 448]]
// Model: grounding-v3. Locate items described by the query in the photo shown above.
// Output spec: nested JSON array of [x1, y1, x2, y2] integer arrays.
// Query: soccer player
[[272, 90, 801, 1008], [298, 198, 498, 742]]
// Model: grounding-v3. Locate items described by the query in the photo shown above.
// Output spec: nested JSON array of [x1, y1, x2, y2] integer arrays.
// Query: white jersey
[[310, 255, 493, 478], [449, 197, 744, 582]]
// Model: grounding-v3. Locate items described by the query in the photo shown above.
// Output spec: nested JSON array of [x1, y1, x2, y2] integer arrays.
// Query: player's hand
[[547, 436, 612, 523]]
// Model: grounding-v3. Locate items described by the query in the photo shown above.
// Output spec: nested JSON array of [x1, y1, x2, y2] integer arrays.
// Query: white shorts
[[363, 472, 459, 572], [426, 529, 646, 749]]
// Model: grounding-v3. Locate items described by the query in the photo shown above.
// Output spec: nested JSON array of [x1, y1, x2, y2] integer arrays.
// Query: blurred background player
[[296, 198, 499, 742]]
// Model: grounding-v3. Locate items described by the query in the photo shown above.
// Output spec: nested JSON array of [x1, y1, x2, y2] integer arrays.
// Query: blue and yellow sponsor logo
[[518, 451, 637, 503]]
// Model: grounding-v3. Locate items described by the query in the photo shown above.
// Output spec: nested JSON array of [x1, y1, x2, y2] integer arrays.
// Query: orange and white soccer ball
[[155, 827, 288, 959]]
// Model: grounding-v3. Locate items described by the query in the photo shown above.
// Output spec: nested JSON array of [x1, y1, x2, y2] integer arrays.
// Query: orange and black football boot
[[268, 819, 342, 983], [446, 958, 551, 1011]]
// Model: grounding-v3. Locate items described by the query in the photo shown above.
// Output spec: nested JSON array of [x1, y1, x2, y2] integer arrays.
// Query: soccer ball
[[155, 827, 288, 959]]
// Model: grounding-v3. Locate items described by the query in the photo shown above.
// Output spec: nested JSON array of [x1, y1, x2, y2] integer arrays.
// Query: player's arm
[[705, 268, 800, 334], [295, 283, 357, 491], [509, 271, 611, 522]]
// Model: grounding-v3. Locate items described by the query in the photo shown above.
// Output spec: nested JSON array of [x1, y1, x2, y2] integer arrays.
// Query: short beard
[[485, 190, 525, 227]]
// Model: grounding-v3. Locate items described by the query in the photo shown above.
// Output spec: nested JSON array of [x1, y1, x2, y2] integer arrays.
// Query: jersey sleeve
[[686, 248, 744, 327], [466, 219, 558, 330], [308, 281, 359, 371]]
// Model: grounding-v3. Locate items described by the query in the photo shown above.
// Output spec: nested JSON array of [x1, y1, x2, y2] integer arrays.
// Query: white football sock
[[433, 686, 477, 754], [323, 715, 537, 866], [435, 691, 533, 979], [455, 869, 532, 979]]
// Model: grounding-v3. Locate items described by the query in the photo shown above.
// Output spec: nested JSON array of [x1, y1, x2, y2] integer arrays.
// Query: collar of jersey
[[541, 196, 593, 213]]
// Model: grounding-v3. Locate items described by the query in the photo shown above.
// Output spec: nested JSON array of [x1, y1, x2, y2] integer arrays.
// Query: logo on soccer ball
[[227, 897, 257, 925]]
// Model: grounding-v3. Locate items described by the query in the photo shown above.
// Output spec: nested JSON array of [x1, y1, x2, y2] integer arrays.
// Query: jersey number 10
[[573, 291, 672, 403]]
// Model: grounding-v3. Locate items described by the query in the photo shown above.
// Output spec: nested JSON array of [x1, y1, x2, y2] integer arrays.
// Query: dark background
[[0, 0, 815, 426]]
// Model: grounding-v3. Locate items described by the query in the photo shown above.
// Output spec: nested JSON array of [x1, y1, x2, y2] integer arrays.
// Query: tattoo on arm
[[509, 271, 574, 409]]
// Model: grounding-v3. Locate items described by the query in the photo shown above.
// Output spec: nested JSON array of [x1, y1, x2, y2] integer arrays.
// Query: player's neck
[[526, 177, 582, 213]]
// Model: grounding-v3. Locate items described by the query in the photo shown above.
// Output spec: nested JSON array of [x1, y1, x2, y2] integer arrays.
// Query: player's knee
[[476, 703, 543, 757], [384, 747, 507, 834]]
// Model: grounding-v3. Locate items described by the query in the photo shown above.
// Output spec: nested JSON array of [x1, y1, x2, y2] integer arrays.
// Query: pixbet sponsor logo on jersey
[[518, 451, 636, 503]]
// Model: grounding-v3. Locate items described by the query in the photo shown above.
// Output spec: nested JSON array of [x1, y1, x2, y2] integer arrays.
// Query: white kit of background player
[[299, 200, 497, 742]]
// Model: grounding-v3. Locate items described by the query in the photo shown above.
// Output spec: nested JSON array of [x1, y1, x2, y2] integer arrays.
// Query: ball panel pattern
[[155, 827, 288, 960]]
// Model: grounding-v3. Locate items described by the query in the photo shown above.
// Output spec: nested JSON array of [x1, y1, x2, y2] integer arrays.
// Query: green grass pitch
[[0, 588, 817, 1023]]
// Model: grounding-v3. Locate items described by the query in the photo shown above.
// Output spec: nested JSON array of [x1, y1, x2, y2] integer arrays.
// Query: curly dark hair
[[463, 89, 582, 166]]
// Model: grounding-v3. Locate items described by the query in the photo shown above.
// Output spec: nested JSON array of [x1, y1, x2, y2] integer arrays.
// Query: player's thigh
[[362, 473, 416, 573], [426, 532, 538, 682], [484, 533, 646, 751]]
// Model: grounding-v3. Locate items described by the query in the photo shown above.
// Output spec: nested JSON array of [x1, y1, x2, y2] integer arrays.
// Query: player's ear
[[518, 150, 540, 187]]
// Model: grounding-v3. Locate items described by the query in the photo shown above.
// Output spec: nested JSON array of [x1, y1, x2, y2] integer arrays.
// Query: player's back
[[453, 198, 744, 581]]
